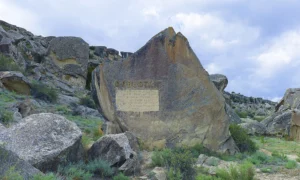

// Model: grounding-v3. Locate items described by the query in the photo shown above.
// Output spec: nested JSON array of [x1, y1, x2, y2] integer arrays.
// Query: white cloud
[[170, 13, 260, 52], [0, 0, 45, 35], [270, 97, 282, 102], [253, 29, 300, 78]]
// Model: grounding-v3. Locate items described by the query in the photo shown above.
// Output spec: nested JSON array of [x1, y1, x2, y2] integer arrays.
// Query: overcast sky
[[1, 0, 300, 101]]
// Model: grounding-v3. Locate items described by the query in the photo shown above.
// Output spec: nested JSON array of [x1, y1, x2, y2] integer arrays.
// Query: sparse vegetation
[[229, 124, 258, 153], [32, 173, 58, 180], [0, 109, 13, 126], [30, 81, 58, 103], [58, 160, 114, 179], [0, 54, 22, 72], [79, 95, 96, 109], [113, 173, 130, 180], [285, 160, 297, 169], [151, 147, 196, 179], [215, 161, 255, 180], [235, 110, 248, 118]]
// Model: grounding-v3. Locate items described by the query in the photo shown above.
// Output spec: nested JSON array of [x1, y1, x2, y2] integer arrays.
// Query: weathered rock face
[[261, 111, 292, 135], [209, 74, 228, 92], [290, 109, 300, 140], [92, 27, 237, 153], [261, 88, 300, 136], [276, 88, 300, 112], [0, 113, 83, 172], [45, 37, 89, 88], [0, 71, 31, 95], [0, 146, 42, 180], [88, 132, 140, 175], [240, 121, 267, 135], [225, 104, 242, 124]]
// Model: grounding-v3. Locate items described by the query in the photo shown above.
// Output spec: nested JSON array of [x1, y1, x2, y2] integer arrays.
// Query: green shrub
[[0, 109, 13, 126], [58, 159, 113, 179], [151, 148, 196, 179], [0, 54, 22, 72], [151, 149, 172, 167], [216, 162, 255, 180], [84, 159, 113, 177], [229, 124, 258, 153], [2, 166, 23, 180], [58, 164, 92, 180], [247, 151, 287, 166], [113, 173, 130, 180], [55, 105, 71, 115], [285, 160, 297, 169], [79, 96, 96, 109], [30, 81, 58, 103], [81, 134, 92, 150], [235, 110, 248, 118], [253, 116, 266, 122], [32, 173, 57, 180], [166, 167, 182, 180], [196, 174, 221, 180]]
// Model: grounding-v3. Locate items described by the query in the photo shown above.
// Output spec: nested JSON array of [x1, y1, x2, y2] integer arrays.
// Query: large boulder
[[91, 27, 237, 153], [0, 146, 42, 180], [0, 113, 83, 172], [261, 88, 300, 136], [276, 88, 300, 112], [239, 121, 267, 135], [261, 111, 292, 135], [290, 109, 300, 140], [44, 37, 89, 88], [209, 74, 228, 92], [88, 132, 140, 175], [0, 71, 31, 95]]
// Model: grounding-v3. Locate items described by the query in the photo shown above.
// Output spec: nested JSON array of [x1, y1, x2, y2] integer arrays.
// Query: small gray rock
[[88, 132, 140, 175]]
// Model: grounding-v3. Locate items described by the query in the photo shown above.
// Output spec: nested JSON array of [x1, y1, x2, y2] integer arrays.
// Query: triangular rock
[[92, 27, 237, 153]]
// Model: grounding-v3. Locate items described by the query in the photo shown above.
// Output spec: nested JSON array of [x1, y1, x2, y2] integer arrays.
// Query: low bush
[[216, 161, 255, 180], [151, 149, 172, 167], [113, 173, 130, 180], [253, 116, 266, 122], [0, 109, 13, 126], [235, 110, 248, 118], [1, 166, 23, 180], [58, 159, 113, 179], [31, 81, 58, 103], [58, 164, 92, 180], [151, 148, 196, 179], [0, 54, 22, 72], [84, 159, 113, 177], [229, 124, 258, 153], [32, 173, 58, 180], [247, 151, 287, 166], [166, 167, 182, 180], [79, 96, 96, 109], [285, 160, 297, 169]]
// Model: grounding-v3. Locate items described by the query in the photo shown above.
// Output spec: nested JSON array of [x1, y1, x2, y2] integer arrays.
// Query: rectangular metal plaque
[[116, 90, 159, 112]]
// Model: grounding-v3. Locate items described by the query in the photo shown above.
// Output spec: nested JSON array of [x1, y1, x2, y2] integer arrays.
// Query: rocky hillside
[[2, 20, 299, 180]]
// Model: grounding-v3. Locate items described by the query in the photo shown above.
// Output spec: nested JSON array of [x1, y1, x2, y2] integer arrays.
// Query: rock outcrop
[[45, 37, 89, 88], [291, 109, 300, 140], [88, 132, 140, 175], [92, 27, 237, 153], [0, 113, 83, 172], [261, 88, 300, 136], [0, 146, 42, 180], [240, 121, 267, 135], [209, 74, 228, 92], [0, 71, 31, 95]]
